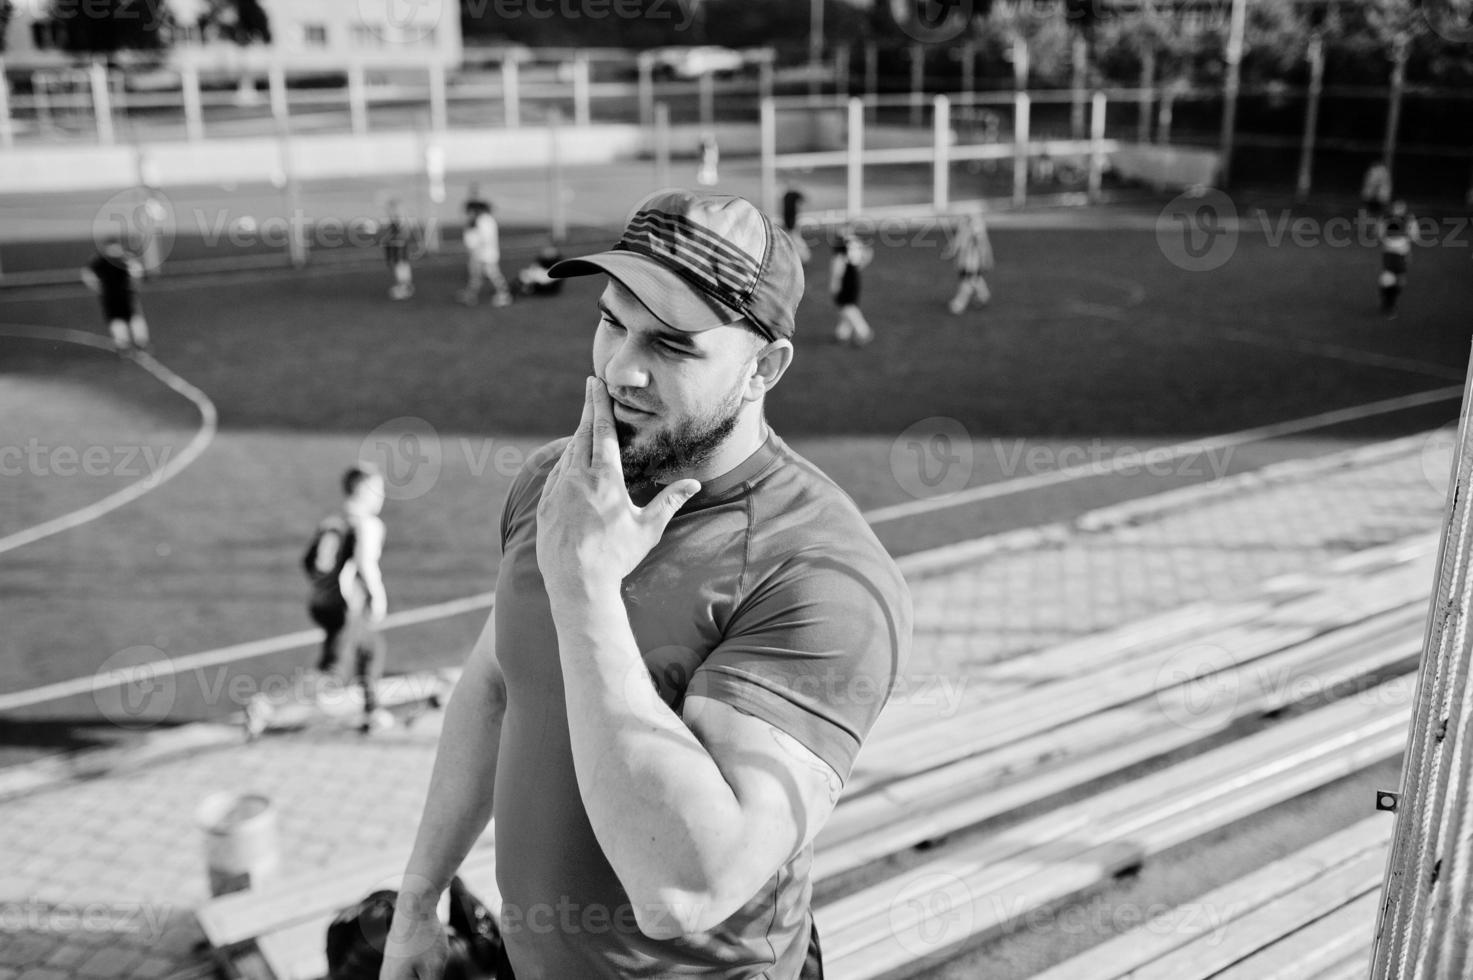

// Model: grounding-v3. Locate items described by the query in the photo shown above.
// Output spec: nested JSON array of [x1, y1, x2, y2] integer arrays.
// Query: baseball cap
[[549, 189, 805, 342]]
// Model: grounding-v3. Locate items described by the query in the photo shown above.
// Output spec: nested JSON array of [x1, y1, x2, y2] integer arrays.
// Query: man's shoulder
[[502, 438, 569, 518]]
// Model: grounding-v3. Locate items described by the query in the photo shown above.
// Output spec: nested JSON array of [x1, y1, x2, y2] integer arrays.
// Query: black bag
[[325, 875, 502, 980], [303, 515, 355, 601]]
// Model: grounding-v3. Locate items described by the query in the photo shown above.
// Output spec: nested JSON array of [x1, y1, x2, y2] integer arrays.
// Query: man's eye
[[601, 316, 624, 332]]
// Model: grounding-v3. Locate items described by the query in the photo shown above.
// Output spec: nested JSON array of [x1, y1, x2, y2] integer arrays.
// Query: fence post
[[933, 95, 950, 212], [0, 57, 13, 149], [1071, 33, 1088, 140], [835, 43, 850, 100], [699, 71, 714, 130], [1218, 0, 1247, 186], [269, 62, 288, 133], [1137, 48, 1155, 144], [502, 55, 520, 128], [573, 51, 591, 128], [548, 108, 566, 242], [654, 102, 671, 189], [638, 52, 654, 128], [1367, 349, 1473, 979], [1088, 90, 1107, 201], [864, 41, 878, 124], [1013, 92, 1030, 208], [761, 97, 778, 218], [909, 44, 924, 127], [349, 62, 368, 136], [182, 61, 204, 141], [847, 97, 864, 218], [1295, 34, 1324, 203], [1383, 33, 1409, 179], [759, 52, 774, 105], [429, 62, 448, 134], [1159, 87, 1175, 144], [89, 59, 114, 145]]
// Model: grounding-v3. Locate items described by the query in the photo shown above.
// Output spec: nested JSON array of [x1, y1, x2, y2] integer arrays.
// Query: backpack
[[324, 876, 501, 980], [303, 514, 356, 601]]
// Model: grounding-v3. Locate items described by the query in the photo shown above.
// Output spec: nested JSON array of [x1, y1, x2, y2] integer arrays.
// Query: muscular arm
[[397, 613, 507, 901], [353, 517, 389, 619], [552, 590, 841, 940]]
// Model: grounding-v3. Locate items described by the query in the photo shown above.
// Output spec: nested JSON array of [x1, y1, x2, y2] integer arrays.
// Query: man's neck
[[688, 408, 769, 486]]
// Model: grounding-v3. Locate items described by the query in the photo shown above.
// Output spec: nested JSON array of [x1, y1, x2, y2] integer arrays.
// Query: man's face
[[591, 280, 762, 493], [354, 474, 386, 516]]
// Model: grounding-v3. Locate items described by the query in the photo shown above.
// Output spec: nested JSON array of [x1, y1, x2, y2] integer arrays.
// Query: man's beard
[[615, 384, 743, 495]]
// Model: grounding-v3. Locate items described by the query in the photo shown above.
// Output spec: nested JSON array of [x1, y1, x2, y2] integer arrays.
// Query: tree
[[197, 0, 270, 45], [47, 0, 174, 60], [0, 0, 14, 55]]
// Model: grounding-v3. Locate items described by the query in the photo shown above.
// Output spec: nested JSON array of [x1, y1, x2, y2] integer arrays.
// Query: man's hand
[[536, 377, 700, 603], [378, 884, 449, 980]]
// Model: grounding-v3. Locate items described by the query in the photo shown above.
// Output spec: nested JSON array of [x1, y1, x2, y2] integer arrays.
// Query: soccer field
[[1, 198, 1469, 730]]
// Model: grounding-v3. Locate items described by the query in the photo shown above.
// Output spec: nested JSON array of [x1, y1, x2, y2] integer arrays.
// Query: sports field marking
[[0, 322, 218, 557], [863, 385, 1463, 525], [1214, 327, 1465, 381]]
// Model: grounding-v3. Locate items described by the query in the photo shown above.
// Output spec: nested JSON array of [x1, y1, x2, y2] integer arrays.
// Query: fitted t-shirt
[[491, 431, 913, 979]]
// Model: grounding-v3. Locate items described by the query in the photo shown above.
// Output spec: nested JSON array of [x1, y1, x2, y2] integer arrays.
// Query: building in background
[[3, 0, 462, 73]]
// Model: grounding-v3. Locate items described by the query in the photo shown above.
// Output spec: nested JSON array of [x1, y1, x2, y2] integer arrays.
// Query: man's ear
[[745, 339, 794, 401]]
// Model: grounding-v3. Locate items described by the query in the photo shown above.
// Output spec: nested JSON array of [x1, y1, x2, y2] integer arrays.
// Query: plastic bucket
[[196, 791, 279, 896]]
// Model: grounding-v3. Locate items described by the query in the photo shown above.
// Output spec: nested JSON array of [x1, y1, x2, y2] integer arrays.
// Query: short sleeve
[[687, 549, 912, 783], [499, 440, 566, 551]]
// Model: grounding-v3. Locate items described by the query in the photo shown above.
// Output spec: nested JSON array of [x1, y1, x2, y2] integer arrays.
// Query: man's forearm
[[551, 590, 745, 933], [400, 649, 505, 898]]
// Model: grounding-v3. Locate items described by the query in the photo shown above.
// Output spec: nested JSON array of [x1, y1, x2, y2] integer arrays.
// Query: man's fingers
[[589, 377, 622, 473], [570, 376, 595, 466]]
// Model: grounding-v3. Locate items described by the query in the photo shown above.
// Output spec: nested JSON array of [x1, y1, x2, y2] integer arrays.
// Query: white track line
[[0, 322, 218, 556], [862, 386, 1463, 525], [1215, 328, 1466, 381]]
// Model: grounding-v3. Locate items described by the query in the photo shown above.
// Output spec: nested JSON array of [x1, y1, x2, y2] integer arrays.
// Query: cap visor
[[549, 251, 739, 332]]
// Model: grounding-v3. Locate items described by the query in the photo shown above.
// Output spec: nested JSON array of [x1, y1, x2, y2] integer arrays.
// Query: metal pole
[[422, 119, 444, 254], [89, 59, 114, 145], [1013, 93, 1030, 208], [548, 108, 567, 242], [1071, 33, 1088, 140], [961, 42, 975, 106], [573, 51, 591, 128], [1217, 0, 1246, 186], [835, 43, 850, 101], [864, 41, 878, 124], [933, 95, 950, 211], [1295, 34, 1324, 203], [910, 44, 924, 128], [655, 102, 671, 188], [277, 122, 307, 268], [1159, 87, 1175, 144], [1383, 34, 1409, 180], [761, 98, 778, 217], [1368, 349, 1473, 980], [1088, 90, 1106, 201], [847, 96, 863, 218], [638, 52, 654, 129], [699, 71, 714, 130], [759, 53, 774, 105], [182, 61, 204, 141], [502, 56, 520, 128], [1138, 48, 1155, 144], [349, 62, 368, 136], [0, 57, 13, 149], [269, 62, 288, 133], [809, 0, 824, 97], [429, 62, 448, 134]]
